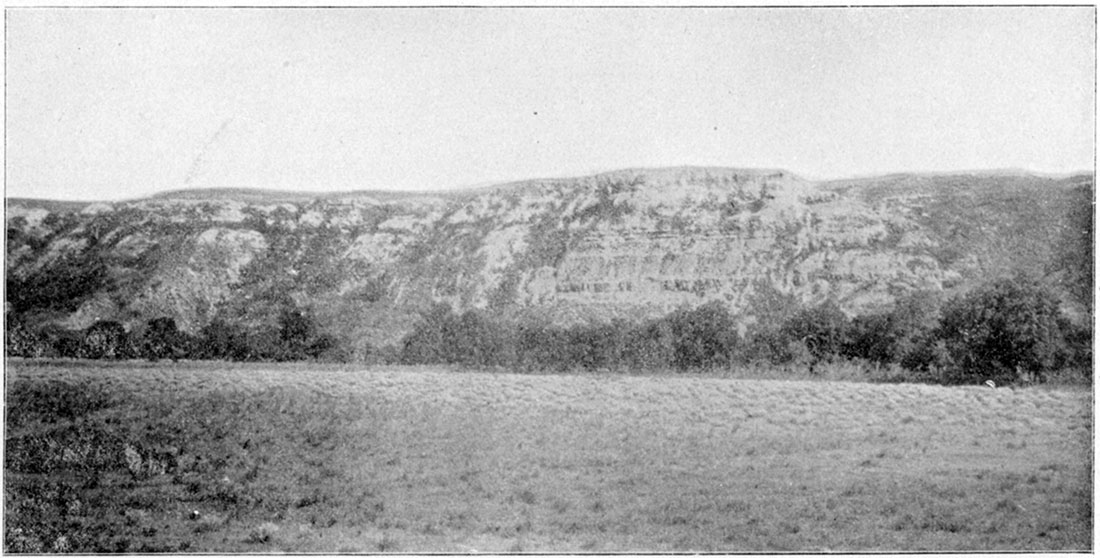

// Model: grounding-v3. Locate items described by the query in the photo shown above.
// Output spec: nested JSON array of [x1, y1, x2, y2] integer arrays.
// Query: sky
[[5, 7, 1096, 201]]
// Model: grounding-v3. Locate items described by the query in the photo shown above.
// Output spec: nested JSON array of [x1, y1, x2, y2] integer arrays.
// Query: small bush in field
[[124, 444, 144, 478], [6, 380, 114, 428], [50, 535, 72, 553], [376, 531, 400, 552], [5, 527, 44, 553], [192, 513, 226, 534], [245, 522, 279, 544], [122, 444, 167, 480]]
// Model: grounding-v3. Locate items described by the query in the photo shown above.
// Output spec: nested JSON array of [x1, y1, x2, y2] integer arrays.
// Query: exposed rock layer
[[6, 167, 1092, 349]]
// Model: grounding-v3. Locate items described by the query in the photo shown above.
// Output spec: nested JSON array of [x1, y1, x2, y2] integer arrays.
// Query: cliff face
[[6, 167, 1092, 353]]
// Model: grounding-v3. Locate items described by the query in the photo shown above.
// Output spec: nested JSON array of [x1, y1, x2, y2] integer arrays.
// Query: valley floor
[[3, 360, 1093, 552]]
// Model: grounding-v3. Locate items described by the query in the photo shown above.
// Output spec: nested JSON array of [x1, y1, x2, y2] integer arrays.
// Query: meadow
[[4, 359, 1092, 552]]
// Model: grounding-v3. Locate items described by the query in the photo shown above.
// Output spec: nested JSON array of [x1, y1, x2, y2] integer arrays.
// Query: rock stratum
[[6, 167, 1093, 357]]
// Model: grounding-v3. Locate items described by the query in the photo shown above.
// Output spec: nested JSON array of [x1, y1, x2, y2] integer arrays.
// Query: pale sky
[[5, 7, 1096, 201]]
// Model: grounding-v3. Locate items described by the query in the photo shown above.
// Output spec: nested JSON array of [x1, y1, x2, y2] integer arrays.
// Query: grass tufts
[[245, 522, 279, 544]]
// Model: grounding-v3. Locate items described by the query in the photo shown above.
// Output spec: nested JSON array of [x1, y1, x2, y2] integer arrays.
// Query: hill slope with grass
[[5, 167, 1092, 357]]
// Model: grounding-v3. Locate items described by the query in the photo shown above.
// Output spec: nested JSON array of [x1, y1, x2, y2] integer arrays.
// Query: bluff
[[6, 167, 1092, 358]]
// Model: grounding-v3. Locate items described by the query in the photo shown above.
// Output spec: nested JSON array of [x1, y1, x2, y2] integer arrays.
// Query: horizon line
[[6, 165, 1095, 205]]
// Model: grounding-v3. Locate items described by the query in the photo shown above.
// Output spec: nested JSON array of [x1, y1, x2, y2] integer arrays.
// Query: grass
[[4, 359, 1092, 552]]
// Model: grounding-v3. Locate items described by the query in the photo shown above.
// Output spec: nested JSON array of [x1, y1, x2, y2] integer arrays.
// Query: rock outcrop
[[6, 167, 1092, 350]]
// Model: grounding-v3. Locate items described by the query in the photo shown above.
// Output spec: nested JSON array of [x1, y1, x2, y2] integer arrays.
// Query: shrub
[[6, 379, 113, 429], [936, 275, 1071, 384], [566, 321, 629, 371], [400, 303, 452, 365], [450, 310, 516, 367], [5, 317, 51, 358], [778, 300, 850, 362], [305, 333, 346, 362], [623, 319, 675, 369], [140, 317, 192, 362], [515, 320, 571, 371], [197, 319, 253, 361], [278, 308, 315, 357], [81, 320, 130, 360], [1060, 319, 1093, 371], [401, 305, 516, 367], [6, 253, 111, 314], [844, 313, 896, 363], [664, 302, 738, 370], [844, 290, 943, 365], [245, 522, 279, 544], [51, 327, 86, 358]]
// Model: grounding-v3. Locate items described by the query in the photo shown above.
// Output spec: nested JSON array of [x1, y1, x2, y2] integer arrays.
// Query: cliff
[[6, 167, 1092, 356]]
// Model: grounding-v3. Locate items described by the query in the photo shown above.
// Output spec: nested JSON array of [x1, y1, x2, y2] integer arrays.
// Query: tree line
[[6, 275, 1091, 386], [6, 307, 340, 364], [398, 276, 1090, 385]]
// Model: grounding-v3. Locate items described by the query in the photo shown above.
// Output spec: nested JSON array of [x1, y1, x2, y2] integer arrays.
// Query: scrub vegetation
[[7, 275, 1091, 387]]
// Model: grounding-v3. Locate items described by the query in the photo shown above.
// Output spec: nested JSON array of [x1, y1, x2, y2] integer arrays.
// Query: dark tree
[[779, 300, 850, 363], [844, 313, 896, 363], [400, 305, 515, 367], [198, 318, 252, 361], [937, 275, 1070, 384], [623, 319, 675, 369], [568, 321, 628, 371], [844, 290, 943, 365], [140, 317, 190, 361], [400, 303, 452, 364], [81, 320, 129, 359], [666, 302, 738, 370], [6, 254, 110, 314], [278, 307, 315, 359], [450, 310, 515, 367], [515, 320, 570, 371]]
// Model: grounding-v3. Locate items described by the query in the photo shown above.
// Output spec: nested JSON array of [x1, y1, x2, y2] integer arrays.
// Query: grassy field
[[4, 359, 1092, 552]]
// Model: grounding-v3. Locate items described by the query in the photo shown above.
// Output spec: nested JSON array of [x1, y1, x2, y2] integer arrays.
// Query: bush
[[245, 522, 279, 544], [140, 317, 192, 362], [844, 291, 943, 365], [844, 313, 896, 363], [742, 325, 791, 364], [401, 305, 516, 367], [400, 303, 453, 365], [778, 300, 850, 363], [6, 253, 111, 314], [6, 379, 114, 429], [665, 302, 738, 370], [51, 327, 86, 358], [450, 310, 516, 367], [936, 276, 1071, 384], [6, 317, 50, 358], [1060, 319, 1093, 371], [81, 321, 130, 360], [197, 319, 253, 361], [276, 307, 319, 361], [566, 321, 629, 371], [623, 319, 675, 369], [515, 320, 571, 371], [401, 302, 745, 372]]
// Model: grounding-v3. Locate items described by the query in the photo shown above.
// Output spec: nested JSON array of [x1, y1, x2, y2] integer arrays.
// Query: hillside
[[5, 167, 1092, 357]]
